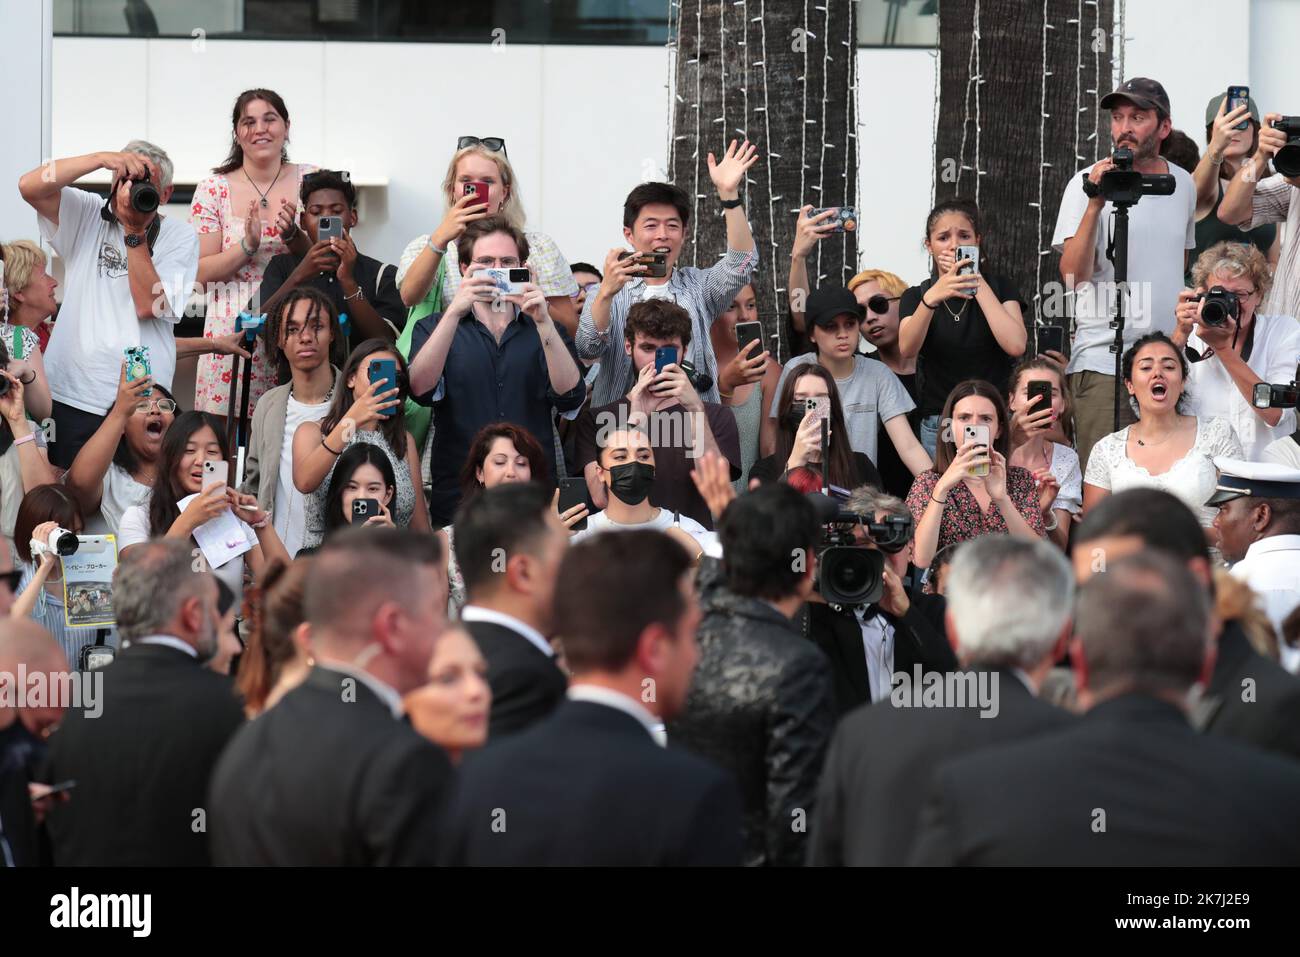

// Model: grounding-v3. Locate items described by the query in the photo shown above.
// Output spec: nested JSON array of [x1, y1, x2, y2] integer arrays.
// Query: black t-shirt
[[255, 250, 407, 336], [871, 365, 920, 500], [899, 273, 1026, 416]]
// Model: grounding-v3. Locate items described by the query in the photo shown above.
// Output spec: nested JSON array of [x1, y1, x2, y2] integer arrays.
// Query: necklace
[[942, 297, 969, 322], [244, 163, 284, 209], [1135, 422, 1179, 447]]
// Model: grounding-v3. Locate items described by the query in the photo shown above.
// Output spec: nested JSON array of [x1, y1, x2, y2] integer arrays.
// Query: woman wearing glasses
[[64, 361, 177, 537]]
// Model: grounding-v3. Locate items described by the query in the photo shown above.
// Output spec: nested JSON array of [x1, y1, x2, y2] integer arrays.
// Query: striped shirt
[[15, 562, 119, 667], [576, 246, 758, 406], [1246, 173, 1300, 320]]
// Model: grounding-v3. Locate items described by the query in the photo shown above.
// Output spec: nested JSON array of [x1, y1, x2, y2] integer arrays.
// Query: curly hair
[[1190, 240, 1273, 302]]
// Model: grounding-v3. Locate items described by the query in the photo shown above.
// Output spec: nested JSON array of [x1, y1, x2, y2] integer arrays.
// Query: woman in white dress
[[1084, 332, 1243, 541]]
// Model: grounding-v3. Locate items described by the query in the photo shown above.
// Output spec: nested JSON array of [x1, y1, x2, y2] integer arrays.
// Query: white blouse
[[1084, 417, 1244, 526]]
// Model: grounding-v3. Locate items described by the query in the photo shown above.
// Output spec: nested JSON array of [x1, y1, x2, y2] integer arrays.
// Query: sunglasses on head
[[865, 295, 899, 315], [458, 136, 507, 157]]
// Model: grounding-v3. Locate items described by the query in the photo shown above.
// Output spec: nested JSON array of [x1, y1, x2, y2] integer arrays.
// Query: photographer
[[573, 299, 742, 530], [1053, 78, 1197, 471], [804, 483, 957, 716], [577, 141, 759, 408], [254, 169, 405, 343], [1172, 242, 1300, 459], [17, 143, 243, 467], [1219, 107, 1300, 322]]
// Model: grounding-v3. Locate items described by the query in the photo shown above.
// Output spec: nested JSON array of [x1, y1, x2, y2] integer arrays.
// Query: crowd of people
[[2, 74, 1300, 867]]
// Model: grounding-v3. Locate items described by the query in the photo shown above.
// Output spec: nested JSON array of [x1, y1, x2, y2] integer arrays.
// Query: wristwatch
[[124, 232, 145, 248]]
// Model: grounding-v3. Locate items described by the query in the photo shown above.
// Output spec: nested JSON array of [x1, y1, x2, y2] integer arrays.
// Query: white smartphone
[[956, 244, 980, 298], [202, 459, 229, 493], [963, 424, 991, 477]]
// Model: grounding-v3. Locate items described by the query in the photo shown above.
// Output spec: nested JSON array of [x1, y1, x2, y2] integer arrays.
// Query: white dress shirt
[[855, 606, 896, 703], [567, 684, 666, 746], [133, 635, 198, 658], [1230, 534, 1300, 674], [460, 606, 554, 659]]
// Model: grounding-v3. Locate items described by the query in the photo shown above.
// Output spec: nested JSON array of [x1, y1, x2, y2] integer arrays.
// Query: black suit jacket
[[910, 693, 1300, 865], [441, 699, 743, 865], [42, 643, 244, 866], [804, 591, 958, 716], [209, 665, 452, 866], [465, 618, 567, 738], [1196, 623, 1300, 761], [809, 668, 1074, 866]]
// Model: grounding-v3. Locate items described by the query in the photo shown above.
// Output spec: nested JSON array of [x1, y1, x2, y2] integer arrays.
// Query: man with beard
[[41, 540, 243, 865], [1053, 77, 1198, 470]]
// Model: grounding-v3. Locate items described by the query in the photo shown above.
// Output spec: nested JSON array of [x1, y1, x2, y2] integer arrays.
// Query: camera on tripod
[[1253, 361, 1300, 410], [1081, 147, 1177, 205], [1191, 286, 1241, 327], [1270, 117, 1300, 178], [806, 492, 913, 607]]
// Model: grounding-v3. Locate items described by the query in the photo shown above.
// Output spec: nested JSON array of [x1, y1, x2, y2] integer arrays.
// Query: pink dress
[[190, 164, 316, 415]]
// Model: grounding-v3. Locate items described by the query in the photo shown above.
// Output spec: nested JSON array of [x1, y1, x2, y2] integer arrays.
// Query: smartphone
[[810, 206, 858, 233], [124, 346, 152, 398], [1227, 85, 1250, 131], [557, 478, 592, 532], [202, 459, 229, 493], [1036, 324, 1066, 357], [351, 498, 381, 525], [805, 396, 831, 423], [368, 359, 400, 418], [318, 215, 344, 243], [735, 320, 764, 358], [463, 181, 490, 207], [484, 267, 531, 296], [964, 424, 991, 478], [654, 346, 679, 375], [1026, 379, 1054, 413], [619, 250, 668, 279]]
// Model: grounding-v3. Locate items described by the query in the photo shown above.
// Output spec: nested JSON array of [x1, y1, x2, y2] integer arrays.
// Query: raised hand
[[707, 139, 759, 197]]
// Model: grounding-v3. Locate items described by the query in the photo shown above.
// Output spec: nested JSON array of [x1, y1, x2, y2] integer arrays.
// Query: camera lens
[[130, 179, 160, 214], [1275, 143, 1300, 179], [1201, 300, 1228, 326], [818, 546, 884, 607], [52, 529, 79, 557]]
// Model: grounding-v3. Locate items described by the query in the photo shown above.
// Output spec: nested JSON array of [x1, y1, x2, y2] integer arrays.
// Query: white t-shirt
[[39, 187, 199, 415], [1185, 313, 1300, 461], [98, 464, 150, 536], [1052, 161, 1196, 377], [275, 395, 331, 557], [571, 508, 722, 557], [118, 501, 250, 604]]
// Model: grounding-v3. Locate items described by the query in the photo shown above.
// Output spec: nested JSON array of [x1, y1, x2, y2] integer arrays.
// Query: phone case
[[464, 182, 490, 206], [558, 480, 591, 531], [203, 460, 229, 490], [368, 361, 399, 417], [1227, 87, 1250, 130], [124, 346, 153, 397], [965, 426, 991, 477], [655, 347, 678, 374], [735, 322, 764, 356]]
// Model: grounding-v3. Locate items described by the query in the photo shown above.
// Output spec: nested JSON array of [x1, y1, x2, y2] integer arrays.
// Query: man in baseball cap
[[1209, 457, 1300, 671]]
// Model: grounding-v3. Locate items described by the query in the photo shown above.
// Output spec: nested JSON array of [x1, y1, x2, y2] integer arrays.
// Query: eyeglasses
[[866, 295, 900, 315], [0, 569, 22, 592], [457, 136, 507, 157], [471, 257, 521, 268], [134, 398, 177, 414], [571, 282, 600, 300]]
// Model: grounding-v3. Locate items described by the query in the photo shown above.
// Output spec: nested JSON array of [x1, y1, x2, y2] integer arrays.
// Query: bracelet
[[343, 287, 364, 302], [930, 491, 947, 505], [321, 436, 343, 456], [12, 432, 36, 447], [719, 196, 744, 209], [1043, 510, 1059, 532], [718, 390, 735, 400], [239, 236, 256, 257], [427, 237, 447, 256], [19, 371, 35, 385], [921, 295, 937, 310], [281, 223, 299, 243]]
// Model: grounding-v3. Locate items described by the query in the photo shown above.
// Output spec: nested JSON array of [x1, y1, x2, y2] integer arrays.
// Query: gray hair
[[945, 536, 1074, 670], [114, 539, 212, 642], [1190, 240, 1272, 301], [1075, 551, 1211, 696], [846, 484, 909, 521], [121, 139, 174, 190]]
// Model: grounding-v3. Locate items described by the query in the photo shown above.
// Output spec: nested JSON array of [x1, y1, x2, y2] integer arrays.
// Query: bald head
[[0, 619, 70, 734]]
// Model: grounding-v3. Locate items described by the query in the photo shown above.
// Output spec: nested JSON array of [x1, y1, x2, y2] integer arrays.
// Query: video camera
[[1271, 117, 1300, 178], [806, 491, 913, 607], [1253, 360, 1300, 410], [1081, 147, 1177, 205], [1192, 286, 1241, 327]]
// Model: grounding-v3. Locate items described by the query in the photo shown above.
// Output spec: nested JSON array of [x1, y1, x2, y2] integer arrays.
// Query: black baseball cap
[[806, 286, 864, 328], [1100, 77, 1170, 118]]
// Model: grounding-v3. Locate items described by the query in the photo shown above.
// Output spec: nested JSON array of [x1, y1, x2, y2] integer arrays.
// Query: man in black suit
[[911, 551, 1300, 865], [42, 540, 243, 866], [810, 535, 1076, 866], [804, 484, 957, 715], [1073, 488, 1300, 761], [210, 528, 452, 865], [441, 530, 743, 865], [453, 483, 569, 738]]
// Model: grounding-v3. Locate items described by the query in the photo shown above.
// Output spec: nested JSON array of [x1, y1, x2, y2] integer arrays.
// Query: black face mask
[[607, 461, 655, 505]]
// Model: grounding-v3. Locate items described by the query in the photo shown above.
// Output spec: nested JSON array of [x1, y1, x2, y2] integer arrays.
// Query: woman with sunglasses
[[710, 282, 780, 488], [394, 137, 580, 450], [64, 361, 177, 537]]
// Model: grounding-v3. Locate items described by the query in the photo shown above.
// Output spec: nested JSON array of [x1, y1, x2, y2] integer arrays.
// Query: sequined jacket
[[668, 561, 836, 867]]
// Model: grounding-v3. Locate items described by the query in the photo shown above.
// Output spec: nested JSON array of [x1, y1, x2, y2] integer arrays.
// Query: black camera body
[[1193, 286, 1241, 327], [1081, 147, 1177, 205], [1271, 117, 1300, 178], [678, 359, 714, 395], [1254, 363, 1300, 409], [128, 175, 160, 214], [806, 492, 914, 607]]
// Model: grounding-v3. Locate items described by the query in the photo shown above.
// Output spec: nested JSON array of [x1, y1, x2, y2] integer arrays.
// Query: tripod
[[224, 311, 265, 485], [1105, 200, 1137, 433]]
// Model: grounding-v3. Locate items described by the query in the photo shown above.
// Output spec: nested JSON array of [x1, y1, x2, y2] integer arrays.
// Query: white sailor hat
[[1206, 458, 1300, 506]]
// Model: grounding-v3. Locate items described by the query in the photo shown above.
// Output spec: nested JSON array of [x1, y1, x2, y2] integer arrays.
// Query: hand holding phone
[[557, 478, 592, 532], [463, 181, 490, 208], [1227, 85, 1251, 131], [202, 459, 229, 493], [654, 346, 679, 376], [963, 424, 991, 477], [368, 359, 400, 418], [351, 498, 382, 525]]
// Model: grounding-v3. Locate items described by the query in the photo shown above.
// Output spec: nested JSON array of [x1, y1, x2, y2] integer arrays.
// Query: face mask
[[607, 461, 655, 506]]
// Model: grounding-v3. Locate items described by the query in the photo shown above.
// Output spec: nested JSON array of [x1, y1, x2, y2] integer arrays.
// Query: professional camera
[[1192, 286, 1241, 327], [806, 492, 914, 607], [1081, 147, 1177, 205], [31, 526, 79, 561], [1253, 362, 1300, 409], [678, 359, 714, 395], [1271, 117, 1300, 178], [129, 175, 160, 214], [0, 373, 10, 398]]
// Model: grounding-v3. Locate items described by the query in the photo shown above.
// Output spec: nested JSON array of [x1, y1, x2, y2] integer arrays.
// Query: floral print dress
[[190, 164, 315, 415]]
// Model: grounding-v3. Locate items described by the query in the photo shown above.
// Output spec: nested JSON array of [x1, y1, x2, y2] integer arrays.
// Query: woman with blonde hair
[[393, 140, 578, 449], [0, 239, 56, 421]]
